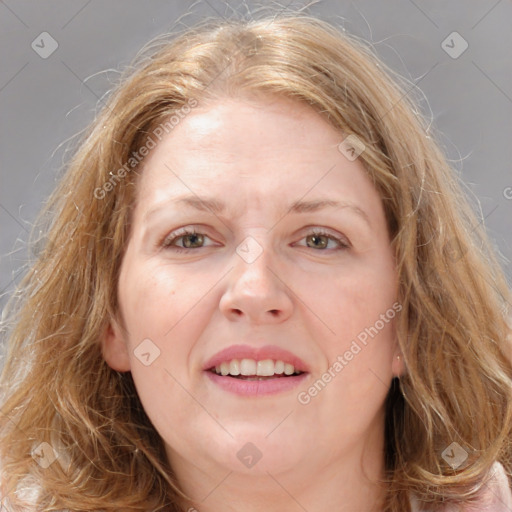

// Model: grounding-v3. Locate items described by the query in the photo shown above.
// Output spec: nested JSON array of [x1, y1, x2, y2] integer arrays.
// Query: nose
[[219, 237, 294, 325]]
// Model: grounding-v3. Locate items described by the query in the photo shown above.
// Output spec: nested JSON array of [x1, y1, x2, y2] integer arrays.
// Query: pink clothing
[[410, 461, 512, 511]]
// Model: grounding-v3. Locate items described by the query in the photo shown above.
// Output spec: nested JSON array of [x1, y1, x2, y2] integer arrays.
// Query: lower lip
[[205, 371, 308, 396]]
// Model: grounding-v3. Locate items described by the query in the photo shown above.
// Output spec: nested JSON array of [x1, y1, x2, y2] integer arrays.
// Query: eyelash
[[161, 227, 350, 253]]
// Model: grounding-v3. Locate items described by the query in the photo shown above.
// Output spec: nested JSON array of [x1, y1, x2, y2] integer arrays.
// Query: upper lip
[[203, 344, 310, 373]]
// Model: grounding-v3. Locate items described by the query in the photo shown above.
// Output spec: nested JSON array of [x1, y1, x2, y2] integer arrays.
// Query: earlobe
[[392, 352, 405, 378], [100, 319, 131, 372]]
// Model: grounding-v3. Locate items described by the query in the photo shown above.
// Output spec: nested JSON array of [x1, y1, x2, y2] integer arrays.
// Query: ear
[[100, 317, 131, 372], [392, 348, 405, 378]]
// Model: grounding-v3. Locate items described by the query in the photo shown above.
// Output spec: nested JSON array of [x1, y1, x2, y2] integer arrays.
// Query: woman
[[1, 13, 511, 512]]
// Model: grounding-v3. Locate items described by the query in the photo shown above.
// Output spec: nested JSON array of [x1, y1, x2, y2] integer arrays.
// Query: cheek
[[118, 260, 218, 377], [305, 260, 397, 344], [302, 321, 395, 440], [129, 355, 204, 452], [307, 256, 398, 401], [118, 263, 206, 433], [119, 260, 193, 342]]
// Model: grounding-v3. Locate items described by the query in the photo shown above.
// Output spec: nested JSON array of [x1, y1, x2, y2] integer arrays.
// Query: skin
[[102, 95, 404, 512]]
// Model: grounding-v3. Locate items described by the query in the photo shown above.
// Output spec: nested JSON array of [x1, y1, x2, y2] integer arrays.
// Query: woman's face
[[103, 95, 402, 488]]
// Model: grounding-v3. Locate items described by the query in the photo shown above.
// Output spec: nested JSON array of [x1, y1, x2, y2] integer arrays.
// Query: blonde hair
[[1, 12, 511, 512]]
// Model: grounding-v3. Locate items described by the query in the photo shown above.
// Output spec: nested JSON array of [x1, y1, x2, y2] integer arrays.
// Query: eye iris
[[183, 233, 204, 248], [172, 232, 338, 250], [307, 234, 328, 249]]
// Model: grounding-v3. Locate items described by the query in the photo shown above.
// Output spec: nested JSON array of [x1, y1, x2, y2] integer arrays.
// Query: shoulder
[[410, 461, 512, 512], [474, 460, 512, 511], [0, 464, 40, 511]]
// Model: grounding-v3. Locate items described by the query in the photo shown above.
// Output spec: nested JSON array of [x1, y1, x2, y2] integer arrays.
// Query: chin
[[212, 433, 304, 476]]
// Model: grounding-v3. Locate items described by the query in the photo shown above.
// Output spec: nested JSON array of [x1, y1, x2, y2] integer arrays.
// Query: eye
[[161, 227, 350, 253], [161, 228, 214, 252], [295, 230, 350, 251]]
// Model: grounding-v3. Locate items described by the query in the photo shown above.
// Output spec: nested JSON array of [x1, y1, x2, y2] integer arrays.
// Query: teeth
[[284, 363, 295, 375], [240, 359, 257, 376], [229, 360, 240, 375], [212, 358, 301, 377], [257, 359, 274, 376], [220, 362, 230, 376]]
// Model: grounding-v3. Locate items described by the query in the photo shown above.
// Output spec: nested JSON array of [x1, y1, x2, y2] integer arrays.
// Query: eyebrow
[[146, 195, 371, 227]]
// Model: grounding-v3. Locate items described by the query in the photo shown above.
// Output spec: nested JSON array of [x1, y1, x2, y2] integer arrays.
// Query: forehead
[[175, 96, 336, 150], [134, 97, 384, 224], [144, 97, 343, 170]]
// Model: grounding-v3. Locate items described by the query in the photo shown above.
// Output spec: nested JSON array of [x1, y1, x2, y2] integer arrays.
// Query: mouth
[[208, 358, 305, 380], [203, 345, 310, 396]]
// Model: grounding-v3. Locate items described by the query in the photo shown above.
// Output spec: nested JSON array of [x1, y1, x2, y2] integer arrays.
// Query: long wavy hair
[[1, 12, 511, 512]]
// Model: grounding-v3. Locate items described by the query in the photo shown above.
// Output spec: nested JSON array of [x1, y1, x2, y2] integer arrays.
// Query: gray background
[[1, 0, 511, 322]]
